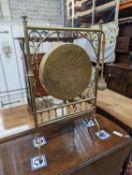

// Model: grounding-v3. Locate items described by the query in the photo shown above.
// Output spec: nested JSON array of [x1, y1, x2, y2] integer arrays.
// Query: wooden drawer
[[105, 64, 132, 98], [116, 37, 130, 53], [105, 66, 126, 95], [106, 66, 126, 78]]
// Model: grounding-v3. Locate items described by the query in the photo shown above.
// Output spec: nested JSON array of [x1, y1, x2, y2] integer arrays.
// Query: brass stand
[[22, 16, 106, 170]]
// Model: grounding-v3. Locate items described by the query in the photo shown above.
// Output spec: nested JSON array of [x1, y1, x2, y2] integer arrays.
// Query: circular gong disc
[[39, 43, 92, 100]]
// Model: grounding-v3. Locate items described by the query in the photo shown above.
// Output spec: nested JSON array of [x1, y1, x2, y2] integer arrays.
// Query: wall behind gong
[[0, 0, 64, 109]]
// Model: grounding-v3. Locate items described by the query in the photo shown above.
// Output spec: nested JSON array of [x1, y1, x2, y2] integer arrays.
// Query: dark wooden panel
[[116, 37, 130, 53], [116, 53, 129, 64], [105, 65, 125, 95], [119, 23, 132, 37], [105, 63, 132, 98], [69, 144, 131, 175], [115, 36, 132, 64]]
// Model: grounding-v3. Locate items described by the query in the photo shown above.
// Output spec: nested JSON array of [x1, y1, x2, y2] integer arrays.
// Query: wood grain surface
[[0, 105, 34, 139], [97, 89, 132, 128], [0, 114, 131, 175]]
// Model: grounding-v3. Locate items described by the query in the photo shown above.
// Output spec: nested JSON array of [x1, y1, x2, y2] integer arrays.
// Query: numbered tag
[[95, 130, 110, 140], [32, 136, 47, 149], [83, 119, 95, 128], [31, 154, 48, 171]]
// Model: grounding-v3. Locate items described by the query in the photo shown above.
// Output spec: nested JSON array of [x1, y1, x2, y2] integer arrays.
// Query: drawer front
[[116, 37, 130, 53], [105, 66, 132, 98], [106, 66, 125, 78], [105, 67, 126, 95]]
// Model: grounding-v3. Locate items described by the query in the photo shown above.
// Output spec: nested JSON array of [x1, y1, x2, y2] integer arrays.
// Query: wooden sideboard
[[105, 63, 132, 98], [0, 114, 131, 175]]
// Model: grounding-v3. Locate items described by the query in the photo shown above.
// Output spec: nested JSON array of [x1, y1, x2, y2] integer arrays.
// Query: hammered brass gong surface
[[39, 43, 92, 100]]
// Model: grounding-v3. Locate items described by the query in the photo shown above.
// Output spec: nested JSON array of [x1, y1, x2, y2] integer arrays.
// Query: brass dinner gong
[[39, 43, 92, 100]]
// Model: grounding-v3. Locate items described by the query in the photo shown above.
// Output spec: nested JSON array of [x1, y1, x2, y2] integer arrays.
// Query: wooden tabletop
[[97, 89, 132, 129], [0, 114, 131, 175], [0, 105, 34, 139]]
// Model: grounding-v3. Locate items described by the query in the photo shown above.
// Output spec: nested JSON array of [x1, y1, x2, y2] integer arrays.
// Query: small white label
[[113, 131, 123, 137]]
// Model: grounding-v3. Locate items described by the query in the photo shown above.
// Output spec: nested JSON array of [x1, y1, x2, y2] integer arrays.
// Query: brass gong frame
[[22, 16, 105, 129]]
